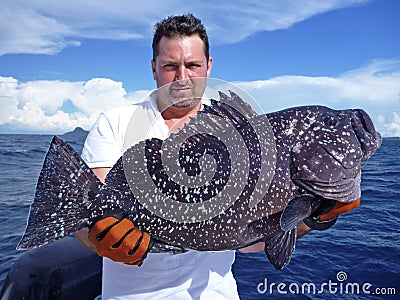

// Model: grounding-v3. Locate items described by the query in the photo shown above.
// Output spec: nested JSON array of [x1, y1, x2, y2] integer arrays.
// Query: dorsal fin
[[202, 90, 259, 125]]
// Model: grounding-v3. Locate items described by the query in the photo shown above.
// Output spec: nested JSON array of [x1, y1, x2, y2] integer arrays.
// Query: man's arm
[[91, 167, 112, 184], [238, 221, 312, 253], [238, 198, 360, 253]]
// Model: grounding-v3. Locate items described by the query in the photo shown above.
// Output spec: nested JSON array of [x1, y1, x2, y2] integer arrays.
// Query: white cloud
[[18, 80, 82, 115], [0, 76, 151, 133], [70, 78, 129, 115], [0, 0, 370, 55], [376, 113, 400, 137], [233, 58, 400, 136], [1, 58, 399, 136], [236, 59, 400, 111]]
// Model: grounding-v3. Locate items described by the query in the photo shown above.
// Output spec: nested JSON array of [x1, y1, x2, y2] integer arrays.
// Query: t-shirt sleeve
[[81, 112, 123, 168]]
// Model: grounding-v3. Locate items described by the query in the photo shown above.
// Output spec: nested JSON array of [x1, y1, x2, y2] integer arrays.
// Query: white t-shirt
[[81, 94, 239, 300]]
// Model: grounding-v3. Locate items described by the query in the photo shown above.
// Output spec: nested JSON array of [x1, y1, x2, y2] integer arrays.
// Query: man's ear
[[206, 56, 213, 78], [151, 59, 157, 80]]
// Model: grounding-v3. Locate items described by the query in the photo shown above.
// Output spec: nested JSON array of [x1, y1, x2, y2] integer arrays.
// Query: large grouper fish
[[18, 91, 381, 269]]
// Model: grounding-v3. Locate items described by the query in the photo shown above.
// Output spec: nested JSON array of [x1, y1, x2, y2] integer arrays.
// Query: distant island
[[62, 127, 89, 136]]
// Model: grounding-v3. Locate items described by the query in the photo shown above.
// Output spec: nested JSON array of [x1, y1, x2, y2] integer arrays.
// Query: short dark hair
[[152, 13, 210, 62]]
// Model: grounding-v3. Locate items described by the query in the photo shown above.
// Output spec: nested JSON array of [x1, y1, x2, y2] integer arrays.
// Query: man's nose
[[175, 65, 189, 81]]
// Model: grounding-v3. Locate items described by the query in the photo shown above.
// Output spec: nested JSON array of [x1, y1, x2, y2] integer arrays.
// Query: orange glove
[[88, 216, 152, 266], [318, 198, 360, 221], [304, 198, 360, 231]]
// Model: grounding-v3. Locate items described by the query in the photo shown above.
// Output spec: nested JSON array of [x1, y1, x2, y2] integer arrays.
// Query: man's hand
[[88, 216, 152, 266], [304, 198, 361, 230], [319, 198, 360, 221]]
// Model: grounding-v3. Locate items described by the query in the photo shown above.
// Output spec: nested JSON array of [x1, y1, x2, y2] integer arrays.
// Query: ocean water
[[0, 134, 399, 299]]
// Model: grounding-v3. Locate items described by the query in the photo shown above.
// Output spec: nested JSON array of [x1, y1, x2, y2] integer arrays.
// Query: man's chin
[[171, 97, 201, 109]]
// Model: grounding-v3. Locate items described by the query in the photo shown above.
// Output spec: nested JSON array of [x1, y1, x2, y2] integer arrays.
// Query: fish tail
[[17, 136, 102, 250]]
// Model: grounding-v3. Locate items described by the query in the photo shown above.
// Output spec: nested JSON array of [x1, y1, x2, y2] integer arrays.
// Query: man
[[76, 14, 242, 299], [76, 13, 356, 299]]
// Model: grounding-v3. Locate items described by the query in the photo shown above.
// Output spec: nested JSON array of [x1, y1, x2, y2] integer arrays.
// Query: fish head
[[290, 106, 381, 202]]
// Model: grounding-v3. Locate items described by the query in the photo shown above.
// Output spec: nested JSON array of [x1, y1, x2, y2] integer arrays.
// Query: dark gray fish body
[[18, 92, 381, 269]]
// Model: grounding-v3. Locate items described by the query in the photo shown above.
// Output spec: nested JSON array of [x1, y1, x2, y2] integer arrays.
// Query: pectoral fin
[[264, 227, 297, 270], [280, 194, 322, 231]]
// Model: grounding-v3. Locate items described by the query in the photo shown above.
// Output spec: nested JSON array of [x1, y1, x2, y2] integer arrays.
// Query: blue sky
[[0, 0, 399, 136]]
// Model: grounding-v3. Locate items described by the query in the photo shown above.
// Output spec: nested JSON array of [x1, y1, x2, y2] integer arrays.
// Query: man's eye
[[164, 64, 176, 68]]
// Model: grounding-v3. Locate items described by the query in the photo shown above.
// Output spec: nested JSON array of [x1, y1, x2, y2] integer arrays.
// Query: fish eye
[[322, 114, 338, 127]]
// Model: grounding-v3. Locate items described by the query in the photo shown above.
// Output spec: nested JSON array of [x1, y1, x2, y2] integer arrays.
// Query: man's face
[[152, 35, 213, 109]]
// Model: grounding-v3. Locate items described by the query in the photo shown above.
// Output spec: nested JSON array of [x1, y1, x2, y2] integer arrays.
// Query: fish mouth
[[319, 109, 381, 170], [351, 109, 382, 162]]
